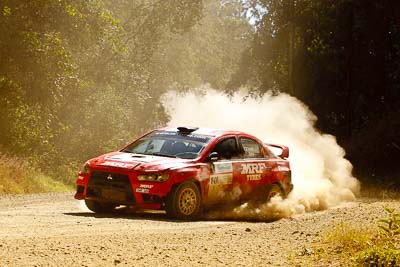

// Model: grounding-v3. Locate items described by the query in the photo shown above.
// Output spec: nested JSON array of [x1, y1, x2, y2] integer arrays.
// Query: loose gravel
[[0, 192, 399, 266]]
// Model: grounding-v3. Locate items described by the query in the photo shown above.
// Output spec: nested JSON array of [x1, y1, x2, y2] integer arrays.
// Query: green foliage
[[378, 208, 400, 243], [356, 208, 400, 266], [356, 247, 400, 267], [2, 5, 11, 16], [323, 222, 374, 254], [2, 0, 247, 190], [0, 153, 70, 194], [152, 0, 252, 90], [311, 208, 400, 266], [0, 0, 254, 191]]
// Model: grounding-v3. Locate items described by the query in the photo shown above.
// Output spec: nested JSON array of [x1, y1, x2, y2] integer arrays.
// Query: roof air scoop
[[177, 126, 199, 134]]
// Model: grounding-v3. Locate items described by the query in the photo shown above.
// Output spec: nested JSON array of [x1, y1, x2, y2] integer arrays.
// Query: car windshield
[[122, 131, 212, 159]]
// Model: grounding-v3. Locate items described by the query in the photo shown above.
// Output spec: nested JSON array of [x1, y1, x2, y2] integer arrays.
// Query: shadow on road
[[64, 206, 279, 223], [64, 208, 176, 222]]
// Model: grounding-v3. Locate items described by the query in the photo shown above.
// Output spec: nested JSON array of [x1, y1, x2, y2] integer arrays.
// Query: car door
[[206, 136, 240, 204], [236, 136, 275, 197]]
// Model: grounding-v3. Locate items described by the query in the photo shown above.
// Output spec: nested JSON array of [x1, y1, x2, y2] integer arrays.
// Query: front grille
[[86, 171, 135, 204], [142, 194, 162, 204]]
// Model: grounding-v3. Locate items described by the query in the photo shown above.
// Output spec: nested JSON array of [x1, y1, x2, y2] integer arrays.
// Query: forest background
[[0, 0, 399, 193]]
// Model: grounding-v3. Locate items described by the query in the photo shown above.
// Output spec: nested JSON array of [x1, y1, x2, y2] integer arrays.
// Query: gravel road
[[0, 192, 399, 266]]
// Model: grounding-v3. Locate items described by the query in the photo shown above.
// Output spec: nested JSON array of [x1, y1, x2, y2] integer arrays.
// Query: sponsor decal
[[214, 162, 233, 174], [241, 163, 267, 174], [247, 174, 262, 181], [100, 161, 136, 168], [135, 188, 149, 193], [139, 184, 154, 189], [136, 184, 154, 193], [108, 154, 152, 163], [277, 165, 290, 172], [210, 174, 233, 185], [241, 163, 269, 181]]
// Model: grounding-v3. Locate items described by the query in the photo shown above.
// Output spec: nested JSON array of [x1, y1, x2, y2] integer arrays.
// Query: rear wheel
[[265, 184, 283, 202], [250, 183, 283, 207], [165, 181, 201, 220], [85, 199, 116, 213]]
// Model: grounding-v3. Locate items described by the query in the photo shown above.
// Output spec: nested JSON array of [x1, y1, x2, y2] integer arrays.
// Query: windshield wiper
[[151, 152, 176, 158]]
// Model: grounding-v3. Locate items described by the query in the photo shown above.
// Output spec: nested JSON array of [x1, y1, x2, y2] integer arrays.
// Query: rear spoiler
[[264, 143, 289, 159]]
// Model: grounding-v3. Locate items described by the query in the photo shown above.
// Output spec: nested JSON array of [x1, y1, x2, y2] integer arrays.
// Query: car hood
[[90, 151, 193, 172]]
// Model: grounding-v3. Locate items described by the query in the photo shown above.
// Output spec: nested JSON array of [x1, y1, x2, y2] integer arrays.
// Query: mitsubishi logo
[[107, 174, 113, 180]]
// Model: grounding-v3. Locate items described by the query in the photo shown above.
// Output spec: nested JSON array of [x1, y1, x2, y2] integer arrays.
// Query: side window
[[212, 137, 238, 160], [240, 137, 263, 158]]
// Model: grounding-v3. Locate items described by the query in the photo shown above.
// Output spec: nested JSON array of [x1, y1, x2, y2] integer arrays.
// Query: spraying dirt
[[162, 88, 360, 219]]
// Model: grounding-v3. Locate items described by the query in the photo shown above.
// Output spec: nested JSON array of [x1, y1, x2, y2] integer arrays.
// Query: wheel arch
[[166, 177, 202, 201]]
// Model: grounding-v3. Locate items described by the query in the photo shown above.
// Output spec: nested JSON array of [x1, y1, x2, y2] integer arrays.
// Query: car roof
[[158, 126, 249, 138]]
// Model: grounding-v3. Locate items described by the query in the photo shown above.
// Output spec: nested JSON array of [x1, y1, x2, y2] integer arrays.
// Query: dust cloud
[[162, 87, 360, 220]]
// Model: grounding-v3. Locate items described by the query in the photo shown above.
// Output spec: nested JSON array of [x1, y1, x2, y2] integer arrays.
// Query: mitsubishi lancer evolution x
[[74, 127, 293, 220]]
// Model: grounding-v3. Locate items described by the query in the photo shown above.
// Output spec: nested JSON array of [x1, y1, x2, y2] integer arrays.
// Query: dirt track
[[0, 192, 399, 266]]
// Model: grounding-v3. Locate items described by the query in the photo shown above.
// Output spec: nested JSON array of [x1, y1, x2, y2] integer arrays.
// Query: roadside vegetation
[[0, 0, 251, 192], [0, 153, 70, 194], [356, 208, 400, 266], [292, 208, 400, 266]]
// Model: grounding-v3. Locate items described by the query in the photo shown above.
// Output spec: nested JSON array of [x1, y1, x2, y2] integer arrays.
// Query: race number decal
[[208, 162, 233, 201], [210, 174, 233, 185]]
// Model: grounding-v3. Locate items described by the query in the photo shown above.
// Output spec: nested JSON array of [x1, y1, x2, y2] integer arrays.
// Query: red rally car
[[75, 127, 293, 220]]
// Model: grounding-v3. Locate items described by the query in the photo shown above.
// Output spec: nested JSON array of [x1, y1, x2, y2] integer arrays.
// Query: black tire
[[165, 181, 201, 220], [85, 199, 116, 213], [265, 184, 284, 202], [250, 183, 283, 208]]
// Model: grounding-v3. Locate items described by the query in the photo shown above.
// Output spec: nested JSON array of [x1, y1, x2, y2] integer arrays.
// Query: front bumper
[[74, 170, 172, 209]]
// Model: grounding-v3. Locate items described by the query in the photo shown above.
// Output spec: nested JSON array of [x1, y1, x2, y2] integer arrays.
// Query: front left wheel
[[165, 181, 201, 220], [85, 199, 116, 213]]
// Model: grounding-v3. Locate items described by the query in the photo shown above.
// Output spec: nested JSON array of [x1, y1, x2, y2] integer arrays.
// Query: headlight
[[137, 173, 169, 182], [80, 163, 90, 175]]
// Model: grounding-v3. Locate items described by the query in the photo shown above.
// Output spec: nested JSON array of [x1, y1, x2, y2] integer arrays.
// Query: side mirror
[[207, 152, 219, 162]]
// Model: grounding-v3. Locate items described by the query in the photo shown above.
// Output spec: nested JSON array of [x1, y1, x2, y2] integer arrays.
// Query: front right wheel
[[165, 181, 201, 220]]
